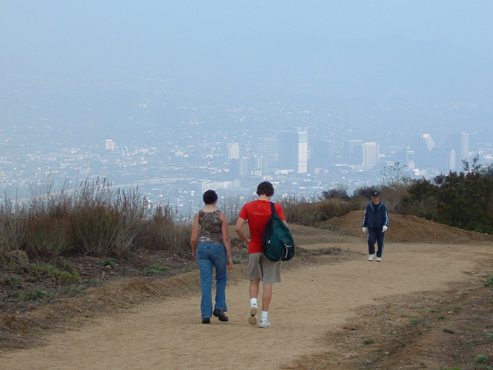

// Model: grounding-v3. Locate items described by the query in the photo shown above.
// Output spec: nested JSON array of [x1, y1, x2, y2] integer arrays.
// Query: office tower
[[449, 149, 457, 172], [257, 137, 278, 155], [256, 137, 278, 173], [344, 139, 364, 165], [362, 142, 379, 169], [239, 157, 249, 177], [105, 139, 116, 151], [227, 143, 240, 160], [311, 139, 330, 169], [406, 150, 416, 170], [298, 129, 308, 174], [278, 130, 298, 170], [447, 131, 471, 171]]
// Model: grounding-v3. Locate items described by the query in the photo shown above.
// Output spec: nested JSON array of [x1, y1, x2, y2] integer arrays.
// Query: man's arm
[[234, 217, 250, 244]]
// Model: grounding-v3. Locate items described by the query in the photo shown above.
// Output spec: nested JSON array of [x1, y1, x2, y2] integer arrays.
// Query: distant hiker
[[362, 190, 389, 262], [234, 181, 288, 328], [191, 190, 233, 324]]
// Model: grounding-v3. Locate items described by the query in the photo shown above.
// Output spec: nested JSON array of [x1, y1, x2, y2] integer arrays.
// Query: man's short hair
[[256, 181, 274, 197], [203, 190, 218, 205]]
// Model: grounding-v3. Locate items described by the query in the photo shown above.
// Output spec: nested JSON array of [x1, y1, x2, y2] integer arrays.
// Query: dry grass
[[0, 180, 190, 265]]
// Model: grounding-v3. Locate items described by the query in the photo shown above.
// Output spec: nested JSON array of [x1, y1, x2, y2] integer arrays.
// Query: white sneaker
[[368, 254, 375, 261], [376, 257, 382, 262], [248, 304, 258, 325], [258, 319, 271, 328]]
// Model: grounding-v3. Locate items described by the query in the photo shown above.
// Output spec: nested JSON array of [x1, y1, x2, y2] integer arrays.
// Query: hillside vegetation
[[0, 163, 492, 315], [284, 159, 493, 234]]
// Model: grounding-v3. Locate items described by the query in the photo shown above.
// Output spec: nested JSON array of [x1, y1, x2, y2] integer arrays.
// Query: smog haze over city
[[1, 1, 493, 214]]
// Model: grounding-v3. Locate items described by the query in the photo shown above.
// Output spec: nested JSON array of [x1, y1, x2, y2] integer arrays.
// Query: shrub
[[143, 264, 169, 275], [23, 289, 51, 301], [474, 354, 489, 364], [484, 276, 493, 288], [25, 263, 80, 284], [281, 196, 355, 226], [0, 200, 27, 261], [24, 216, 71, 260]]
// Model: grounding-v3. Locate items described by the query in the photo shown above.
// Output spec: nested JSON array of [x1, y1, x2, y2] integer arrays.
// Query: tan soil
[[0, 212, 492, 369]]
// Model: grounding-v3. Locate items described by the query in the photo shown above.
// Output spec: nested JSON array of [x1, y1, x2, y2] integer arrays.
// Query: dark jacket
[[362, 202, 389, 231]]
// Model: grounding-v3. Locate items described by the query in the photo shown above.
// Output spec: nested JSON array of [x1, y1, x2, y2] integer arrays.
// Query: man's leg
[[249, 279, 260, 325], [376, 232, 385, 259], [261, 283, 272, 311], [368, 231, 376, 260], [247, 253, 263, 325], [258, 282, 273, 328], [249, 279, 260, 299]]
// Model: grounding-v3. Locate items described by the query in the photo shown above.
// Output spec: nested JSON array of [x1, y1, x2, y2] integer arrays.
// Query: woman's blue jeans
[[196, 241, 228, 318]]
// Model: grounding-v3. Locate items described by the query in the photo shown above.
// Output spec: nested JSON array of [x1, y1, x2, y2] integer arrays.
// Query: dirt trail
[[1, 238, 491, 370]]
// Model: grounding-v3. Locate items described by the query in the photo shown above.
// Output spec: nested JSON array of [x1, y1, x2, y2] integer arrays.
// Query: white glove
[[362, 227, 368, 234], [382, 226, 388, 232]]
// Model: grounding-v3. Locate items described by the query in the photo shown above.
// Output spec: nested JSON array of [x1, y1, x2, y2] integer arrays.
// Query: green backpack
[[262, 202, 295, 262]]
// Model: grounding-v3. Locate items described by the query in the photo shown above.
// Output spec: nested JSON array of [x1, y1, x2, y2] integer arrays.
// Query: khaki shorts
[[248, 253, 281, 284]]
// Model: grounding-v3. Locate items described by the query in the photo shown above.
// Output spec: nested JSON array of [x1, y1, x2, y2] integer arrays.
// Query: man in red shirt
[[235, 181, 287, 328]]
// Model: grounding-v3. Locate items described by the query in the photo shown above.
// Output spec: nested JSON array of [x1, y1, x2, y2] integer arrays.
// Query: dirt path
[[0, 241, 491, 370]]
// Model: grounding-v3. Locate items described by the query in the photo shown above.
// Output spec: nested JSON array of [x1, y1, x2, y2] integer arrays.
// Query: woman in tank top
[[191, 190, 233, 324]]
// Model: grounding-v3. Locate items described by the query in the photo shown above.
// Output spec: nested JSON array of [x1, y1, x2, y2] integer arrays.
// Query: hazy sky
[[1, 1, 493, 123]]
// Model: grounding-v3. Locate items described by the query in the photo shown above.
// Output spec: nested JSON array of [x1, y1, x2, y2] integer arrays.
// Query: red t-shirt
[[238, 199, 286, 254]]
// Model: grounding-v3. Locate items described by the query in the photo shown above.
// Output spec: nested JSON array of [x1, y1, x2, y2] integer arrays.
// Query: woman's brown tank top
[[198, 209, 223, 244]]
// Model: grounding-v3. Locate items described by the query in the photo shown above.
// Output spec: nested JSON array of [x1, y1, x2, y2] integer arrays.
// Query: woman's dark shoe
[[213, 309, 229, 322], [202, 317, 210, 324]]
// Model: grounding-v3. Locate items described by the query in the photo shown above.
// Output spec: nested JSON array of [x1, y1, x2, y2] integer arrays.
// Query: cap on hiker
[[372, 191, 380, 197]]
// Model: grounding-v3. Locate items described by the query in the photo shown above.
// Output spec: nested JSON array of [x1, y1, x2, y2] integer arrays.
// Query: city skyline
[[1, 1, 493, 214]]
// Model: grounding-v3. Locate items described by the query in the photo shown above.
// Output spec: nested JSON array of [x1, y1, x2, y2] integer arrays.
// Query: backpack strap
[[270, 202, 277, 216]]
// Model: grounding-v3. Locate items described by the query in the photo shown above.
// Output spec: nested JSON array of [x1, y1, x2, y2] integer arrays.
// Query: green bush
[[22, 289, 52, 301], [143, 264, 169, 275], [485, 276, 493, 288], [474, 354, 489, 364], [398, 160, 493, 233], [25, 263, 80, 284]]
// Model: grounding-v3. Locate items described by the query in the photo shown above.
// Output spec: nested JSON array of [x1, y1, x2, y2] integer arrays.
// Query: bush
[[24, 216, 71, 260], [0, 179, 192, 266], [25, 262, 80, 284], [281, 196, 355, 226], [0, 199, 27, 261], [399, 163, 493, 233]]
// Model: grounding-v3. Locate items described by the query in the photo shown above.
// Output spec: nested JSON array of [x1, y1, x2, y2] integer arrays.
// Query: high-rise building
[[105, 139, 116, 151], [256, 137, 278, 174], [449, 149, 457, 172], [278, 130, 298, 170], [406, 150, 416, 170], [362, 142, 379, 169], [298, 130, 308, 174], [344, 140, 364, 165], [227, 142, 240, 160], [311, 139, 330, 169], [447, 131, 471, 171]]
